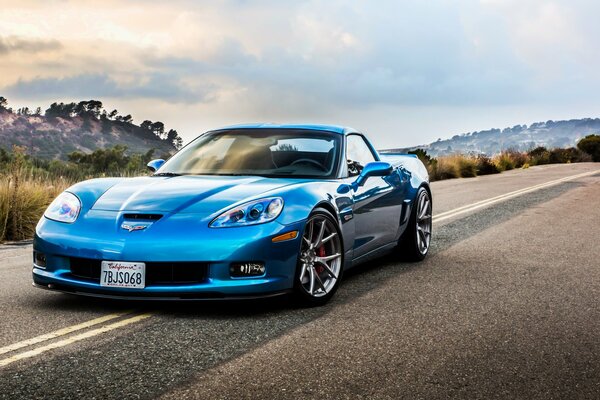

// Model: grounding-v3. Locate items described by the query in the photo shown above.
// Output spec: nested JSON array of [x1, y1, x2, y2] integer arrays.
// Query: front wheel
[[293, 209, 343, 306], [398, 187, 432, 261]]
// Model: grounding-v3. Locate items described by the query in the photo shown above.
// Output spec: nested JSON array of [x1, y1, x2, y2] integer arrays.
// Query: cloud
[[3, 73, 214, 103], [1, 0, 600, 148], [0, 36, 62, 54]]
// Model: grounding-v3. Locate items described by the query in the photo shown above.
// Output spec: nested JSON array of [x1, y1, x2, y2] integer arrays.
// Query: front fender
[[65, 178, 124, 211], [268, 182, 355, 268]]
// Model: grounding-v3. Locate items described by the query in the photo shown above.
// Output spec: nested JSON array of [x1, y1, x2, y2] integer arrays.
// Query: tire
[[293, 208, 344, 307], [398, 187, 432, 261]]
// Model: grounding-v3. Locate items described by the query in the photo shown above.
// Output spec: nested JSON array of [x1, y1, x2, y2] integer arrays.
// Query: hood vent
[[123, 213, 163, 221]]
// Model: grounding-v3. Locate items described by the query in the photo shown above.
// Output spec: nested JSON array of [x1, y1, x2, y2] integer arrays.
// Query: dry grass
[[492, 152, 516, 171], [0, 174, 71, 242], [429, 154, 483, 181], [429, 157, 459, 180]]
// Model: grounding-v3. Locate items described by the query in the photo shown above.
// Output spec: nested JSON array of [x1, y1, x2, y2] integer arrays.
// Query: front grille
[[69, 258, 208, 285], [70, 258, 100, 281]]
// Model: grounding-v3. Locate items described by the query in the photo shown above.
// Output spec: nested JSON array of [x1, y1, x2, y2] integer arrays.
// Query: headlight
[[210, 197, 284, 228], [44, 192, 81, 223]]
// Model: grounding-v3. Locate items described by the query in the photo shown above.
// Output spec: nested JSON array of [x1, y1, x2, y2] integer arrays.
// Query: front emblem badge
[[121, 223, 148, 232]]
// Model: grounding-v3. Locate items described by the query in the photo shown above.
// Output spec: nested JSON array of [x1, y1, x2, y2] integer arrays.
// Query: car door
[[345, 134, 404, 259]]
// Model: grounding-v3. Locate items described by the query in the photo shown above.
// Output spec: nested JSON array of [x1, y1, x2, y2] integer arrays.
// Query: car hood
[[90, 175, 301, 214]]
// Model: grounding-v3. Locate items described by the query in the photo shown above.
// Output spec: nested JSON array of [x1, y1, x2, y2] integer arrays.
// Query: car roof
[[210, 123, 359, 135]]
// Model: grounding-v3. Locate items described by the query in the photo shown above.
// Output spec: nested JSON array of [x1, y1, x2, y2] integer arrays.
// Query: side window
[[346, 135, 376, 176]]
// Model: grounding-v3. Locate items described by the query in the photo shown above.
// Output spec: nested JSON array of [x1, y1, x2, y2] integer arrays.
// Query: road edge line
[[433, 169, 600, 223]]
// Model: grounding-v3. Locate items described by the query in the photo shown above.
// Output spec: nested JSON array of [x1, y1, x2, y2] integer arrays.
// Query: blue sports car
[[33, 124, 432, 305]]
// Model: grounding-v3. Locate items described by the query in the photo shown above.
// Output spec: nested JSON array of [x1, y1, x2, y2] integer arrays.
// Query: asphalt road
[[1, 163, 599, 399]]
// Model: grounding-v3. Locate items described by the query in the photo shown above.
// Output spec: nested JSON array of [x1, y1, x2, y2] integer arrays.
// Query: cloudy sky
[[0, 0, 598, 148]]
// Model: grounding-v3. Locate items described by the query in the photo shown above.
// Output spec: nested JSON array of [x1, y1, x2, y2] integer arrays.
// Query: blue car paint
[[33, 125, 429, 300]]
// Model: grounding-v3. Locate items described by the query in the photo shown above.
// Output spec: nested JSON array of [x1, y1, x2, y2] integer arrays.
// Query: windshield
[[158, 129, 341, 178]]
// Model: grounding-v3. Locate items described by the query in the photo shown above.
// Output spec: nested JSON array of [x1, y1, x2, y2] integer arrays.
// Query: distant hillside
[[382, 118, 600, 156], [0, 97, 181, 159]]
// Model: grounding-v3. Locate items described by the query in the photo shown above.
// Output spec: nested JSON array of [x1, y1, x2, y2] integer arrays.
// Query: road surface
[[0, 163, 599, 399]]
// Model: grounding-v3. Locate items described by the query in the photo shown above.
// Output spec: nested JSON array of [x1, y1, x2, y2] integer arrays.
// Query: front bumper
[[33, 212, 304, 300]]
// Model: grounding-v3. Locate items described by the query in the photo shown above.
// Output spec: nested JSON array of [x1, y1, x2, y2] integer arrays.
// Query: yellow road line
[[0, 312, 133, 356], [0, 313, 153, 367], [433, 169, 600, 223]]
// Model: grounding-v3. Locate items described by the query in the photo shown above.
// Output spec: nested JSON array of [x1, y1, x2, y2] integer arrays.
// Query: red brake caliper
[[316, 245, 326, 274]]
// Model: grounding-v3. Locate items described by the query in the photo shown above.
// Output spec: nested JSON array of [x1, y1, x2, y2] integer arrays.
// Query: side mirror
[[355, 161, 393, 187], [147, 159, 165, 172]]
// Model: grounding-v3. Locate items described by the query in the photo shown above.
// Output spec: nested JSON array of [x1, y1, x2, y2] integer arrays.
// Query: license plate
[[100, 261, 145, 289]]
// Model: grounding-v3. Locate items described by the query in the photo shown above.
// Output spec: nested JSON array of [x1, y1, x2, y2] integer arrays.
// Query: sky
[[0, 0, 599, 149]]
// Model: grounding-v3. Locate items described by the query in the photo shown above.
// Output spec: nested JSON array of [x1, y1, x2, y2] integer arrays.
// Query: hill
[[382, 118, 600, 156], [0, 97, 181, 159]]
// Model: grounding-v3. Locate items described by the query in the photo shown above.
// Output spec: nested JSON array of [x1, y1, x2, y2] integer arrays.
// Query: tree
[[68, 145, 130, 173], [143, 149, 155, 163], [45, 102, 77, 118], [140, 120, 153, 131], [116, 114, 132, 124], [174, 137, 183, 149], [577, 134, 600, 162], [167, 129, 182, 149], [86, 100, 103, 118], [75, 100, 103, 119], [151, 121, 165, 139], [0, 96, 8, 110]]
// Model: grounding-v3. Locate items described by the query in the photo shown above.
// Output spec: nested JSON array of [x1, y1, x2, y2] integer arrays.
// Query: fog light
[[230, 262, 265, 277], [33, 252, 46, 268]]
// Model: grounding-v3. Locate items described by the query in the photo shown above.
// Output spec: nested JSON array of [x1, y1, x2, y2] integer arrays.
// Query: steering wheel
[[290, 158, 327, 171]]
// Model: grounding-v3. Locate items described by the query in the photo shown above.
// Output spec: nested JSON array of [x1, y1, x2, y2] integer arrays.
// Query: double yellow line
[[1, 168, 597, 368], [0, 311, 152, 367]]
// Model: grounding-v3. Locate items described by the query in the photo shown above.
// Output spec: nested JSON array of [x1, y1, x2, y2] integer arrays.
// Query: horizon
[[1, 1, 599, 149]]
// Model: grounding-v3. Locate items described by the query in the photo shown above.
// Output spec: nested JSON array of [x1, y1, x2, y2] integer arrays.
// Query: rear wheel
[[293, 209, 343, 306], [398, 187, 432, 261]]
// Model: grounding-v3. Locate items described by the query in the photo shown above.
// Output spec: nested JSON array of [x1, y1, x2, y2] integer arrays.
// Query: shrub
[[493, 152, 515, 171], [454, 155, 477, 177], [548, 147, 589, 164], [475, 155, 500, 175], [528, 147, 550, 165], [429, 157, 459, 181], [576, 134, 600, 161], [505, 149, 529, 168]]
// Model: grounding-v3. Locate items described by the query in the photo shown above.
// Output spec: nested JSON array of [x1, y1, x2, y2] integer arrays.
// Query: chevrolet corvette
[[33, 124, 432, 305]]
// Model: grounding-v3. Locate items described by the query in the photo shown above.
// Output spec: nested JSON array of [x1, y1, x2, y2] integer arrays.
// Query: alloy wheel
[[415, 191, 432, 255], [298, 215, 342, 298]]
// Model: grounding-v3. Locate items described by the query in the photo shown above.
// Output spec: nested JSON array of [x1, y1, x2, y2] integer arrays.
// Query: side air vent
[[123, 214, 163, 221]]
